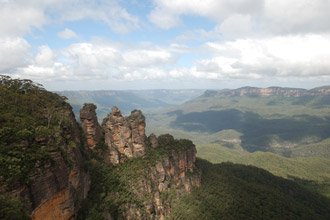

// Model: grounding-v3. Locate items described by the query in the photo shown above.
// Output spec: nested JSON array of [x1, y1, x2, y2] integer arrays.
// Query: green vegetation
[[196, 144, 330, 197], [0, 195, 29, 220], [147, 90, 330, 157], [0, 75, 82, 217], [0, 75, 77, 184], [170, 159, 330, 220]]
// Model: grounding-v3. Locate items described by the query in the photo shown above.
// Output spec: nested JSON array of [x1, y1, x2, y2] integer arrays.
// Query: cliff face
[[102, 107, 146, 164], [30, 107, 90, 220], [3, 104, 90, 220], [79, 106, 201, 219], [122, 134, 201, 220], [0, 76, 90, 220], [219, 87, 308, 97], [203, 86, 330, 98]]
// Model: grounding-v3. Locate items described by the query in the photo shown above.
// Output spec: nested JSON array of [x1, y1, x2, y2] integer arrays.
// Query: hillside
[[196, 144, 330, 197], [170, 159, 330, 220], [147, 86, 330, 157]]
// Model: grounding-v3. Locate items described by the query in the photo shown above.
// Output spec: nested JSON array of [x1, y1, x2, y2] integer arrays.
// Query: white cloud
[[0, 0, 47, 37], [10, 41, 176, 82], [123, 49, 172, 67], [35, 45, 55, 67], [196, 34, 330, 79], [8, 33, 330, 84], [149, 0, 263, 29], [57, 0, 140, 33], [264, 0, 330, 34], [2, 0, 330, 88], [57, 28, 77, 39], [0, 37, 31, 72], [0, 0, 140, 38], [216, 14, 254, 39], [150, 0, 330, 37]]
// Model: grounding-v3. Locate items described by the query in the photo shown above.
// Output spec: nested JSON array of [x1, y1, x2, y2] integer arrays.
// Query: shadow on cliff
[[170, 109, 330, 152]]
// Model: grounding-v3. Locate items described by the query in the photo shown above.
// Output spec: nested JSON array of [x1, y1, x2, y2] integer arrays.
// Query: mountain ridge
[[200, 85, 330, 98]]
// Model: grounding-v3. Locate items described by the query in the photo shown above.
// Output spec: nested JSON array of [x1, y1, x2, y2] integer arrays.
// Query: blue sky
[[1, 0, 330, 90]]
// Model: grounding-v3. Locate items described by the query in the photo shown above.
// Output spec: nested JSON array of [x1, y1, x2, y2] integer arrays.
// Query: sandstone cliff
[[30, 106, 90, 220], [0, 76, 90, 220], [80, 103, 103, 150], [102, 107, 146, 164], [203, 86, 330, 98], [121, 134, 201, 220], [14, 105, 90, 220], [79, 106, 201, 219]]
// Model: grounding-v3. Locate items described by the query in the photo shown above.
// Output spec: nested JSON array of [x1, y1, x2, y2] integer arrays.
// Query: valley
[[1, 77, 330, 219], [60, 86, 330, 200]]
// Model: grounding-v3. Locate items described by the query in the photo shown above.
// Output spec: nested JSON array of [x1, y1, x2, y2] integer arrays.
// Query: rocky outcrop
[[80, 103, 103, 149], [79, 105, 201, 219], [121, 134, 201, 220], [102, 107, 146, 164]]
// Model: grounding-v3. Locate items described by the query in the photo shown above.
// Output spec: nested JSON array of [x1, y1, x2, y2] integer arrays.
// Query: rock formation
[[80, 103, 103, 149], [79, 105, 201, 219], [122, 134, 201, 219], [102, 107, 146, 164]]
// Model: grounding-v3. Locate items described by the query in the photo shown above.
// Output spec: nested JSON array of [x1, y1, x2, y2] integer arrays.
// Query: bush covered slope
[[170, 159, 330, 220]]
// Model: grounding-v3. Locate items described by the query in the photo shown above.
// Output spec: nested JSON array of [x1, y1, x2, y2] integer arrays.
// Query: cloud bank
[[1, 0, 330, 89]]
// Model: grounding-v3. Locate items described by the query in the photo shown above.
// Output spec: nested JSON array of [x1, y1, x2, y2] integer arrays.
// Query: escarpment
[[79, 105, 201, 219], [19, 105, 90, 220], [0, 76, 90, 220], [203, 86, 330, 98]]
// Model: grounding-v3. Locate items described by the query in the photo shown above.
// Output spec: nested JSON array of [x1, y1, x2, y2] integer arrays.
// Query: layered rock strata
[[80, 103, 103, 149], [123, 134, 201, 220], [102, 107, 146, 164]]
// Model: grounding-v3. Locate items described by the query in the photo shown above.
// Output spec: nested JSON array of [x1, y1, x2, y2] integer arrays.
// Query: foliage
[[0, 75, 76, 184], [169, 159, 330, 219], [0, 195, 30, 220], [196, 144, 330, 198]]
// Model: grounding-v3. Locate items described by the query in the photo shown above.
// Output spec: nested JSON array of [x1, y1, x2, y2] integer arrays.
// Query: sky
[[1, 0, 330, 90]]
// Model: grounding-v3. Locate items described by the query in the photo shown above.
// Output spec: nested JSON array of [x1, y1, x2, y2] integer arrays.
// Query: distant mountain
[[147, 86, 330, 157], [57, 89, 204, 119], [201, 86, 330, 98]]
